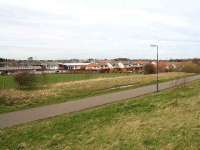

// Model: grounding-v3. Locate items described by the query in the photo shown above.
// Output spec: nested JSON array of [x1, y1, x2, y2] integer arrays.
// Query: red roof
[[87, 63, 97, 67]]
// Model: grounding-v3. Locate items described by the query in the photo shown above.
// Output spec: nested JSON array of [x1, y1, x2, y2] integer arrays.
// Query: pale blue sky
[[0, 0, 200, 59]]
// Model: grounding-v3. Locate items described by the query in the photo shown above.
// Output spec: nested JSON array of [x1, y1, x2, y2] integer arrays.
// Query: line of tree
[[0, 58, 8, 62], [180, 62, 200, 73]]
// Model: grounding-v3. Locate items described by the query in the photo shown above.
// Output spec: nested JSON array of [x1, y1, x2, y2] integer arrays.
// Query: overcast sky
[[0, 0, 200, 59]]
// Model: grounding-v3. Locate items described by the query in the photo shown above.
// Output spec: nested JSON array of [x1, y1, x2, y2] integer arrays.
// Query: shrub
[[192, 59, 200, 65], [144, 63, 156, 74], [181, 62, 200, 73], [14, 72, 37, 89]]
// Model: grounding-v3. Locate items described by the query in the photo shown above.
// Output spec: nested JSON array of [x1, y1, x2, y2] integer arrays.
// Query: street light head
[[150, 44, 158, 47]]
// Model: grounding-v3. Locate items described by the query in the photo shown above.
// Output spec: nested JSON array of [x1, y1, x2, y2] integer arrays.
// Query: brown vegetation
[[14, 72, 37, 89], [179, 62, 200, 73], [144, 63, 156, 74]]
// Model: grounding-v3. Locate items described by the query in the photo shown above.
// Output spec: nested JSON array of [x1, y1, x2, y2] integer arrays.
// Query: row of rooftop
[[0, 57, 183, 74]]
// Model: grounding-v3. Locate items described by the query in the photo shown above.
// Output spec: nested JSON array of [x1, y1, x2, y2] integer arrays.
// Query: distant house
[[127, 61, 148, 73], [151, 61, 177, 72], [90, 61, 113, 73], [109, 61, 127, 72], [122, 63, 132, 69], [132, 64, 144, 73], [111, 62, 125, 69], [61, 63, 90, 70], [98, 62, 113, 70], [41, 62, 59, 70], [0, 66, 42, 74], [136, 60, 150, 66], [85, 63, 99, 71]]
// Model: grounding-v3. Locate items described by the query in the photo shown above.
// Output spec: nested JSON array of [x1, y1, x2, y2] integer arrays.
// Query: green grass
[[0, 72, 193, 113], [0, 80, 200, 149], [0, 75, 16, 89], [0, 73, 135, 89]]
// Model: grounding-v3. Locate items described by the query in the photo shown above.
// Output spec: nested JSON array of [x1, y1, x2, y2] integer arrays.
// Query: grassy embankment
[[0, 72, 192, 113], [0, 79, 200, 149], [0, 73, 135, 89]]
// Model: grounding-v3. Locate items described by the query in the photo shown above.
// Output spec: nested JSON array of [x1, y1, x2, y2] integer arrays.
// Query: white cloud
[[0, 0, 199, 59]]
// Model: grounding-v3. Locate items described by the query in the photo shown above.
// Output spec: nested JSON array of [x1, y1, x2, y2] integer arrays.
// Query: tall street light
[[150, 44, 159, 92]]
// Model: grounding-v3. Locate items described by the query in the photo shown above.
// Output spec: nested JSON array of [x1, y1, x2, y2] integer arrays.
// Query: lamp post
[[150, 44, 159, 92]]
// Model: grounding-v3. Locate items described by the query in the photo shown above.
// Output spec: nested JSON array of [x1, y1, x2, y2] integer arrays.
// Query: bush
[[192, 58, 200, 65], [14, 72, 37, 89], [144, 63, 156, 74], [181, 62, 200, 73]]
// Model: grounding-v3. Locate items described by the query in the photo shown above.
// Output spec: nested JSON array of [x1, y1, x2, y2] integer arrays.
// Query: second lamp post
[[150, 44, 159, 92]]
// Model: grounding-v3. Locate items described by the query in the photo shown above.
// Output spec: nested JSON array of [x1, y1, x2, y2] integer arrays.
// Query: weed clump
[[14, 72, 37, 90]]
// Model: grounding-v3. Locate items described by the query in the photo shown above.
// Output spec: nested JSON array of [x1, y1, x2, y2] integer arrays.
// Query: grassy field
[[0, 73, 135, 89], [0, 80, 200, 149], [0, 72, 192, 113]]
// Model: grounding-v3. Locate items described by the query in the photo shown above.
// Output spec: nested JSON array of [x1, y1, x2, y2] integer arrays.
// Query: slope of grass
[[0, 72, 192, 113], [0, 73, 135, 89], [0, 80, 200, 149], [0, 75, 16, 89]]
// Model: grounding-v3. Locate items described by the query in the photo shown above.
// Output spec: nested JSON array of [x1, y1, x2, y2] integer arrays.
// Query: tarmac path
[[0, 74, 200, 128]]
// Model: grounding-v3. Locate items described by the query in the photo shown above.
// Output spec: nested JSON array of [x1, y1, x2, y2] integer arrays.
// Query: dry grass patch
[[0, 88, 57, 106], [0, 72, 192, 113]]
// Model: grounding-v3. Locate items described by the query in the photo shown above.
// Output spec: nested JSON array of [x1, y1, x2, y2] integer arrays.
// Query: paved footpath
[[1, 75, 200, 128]]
